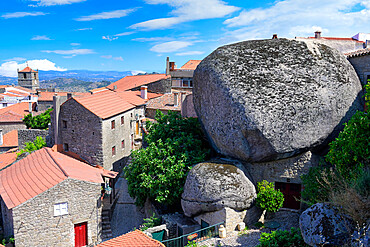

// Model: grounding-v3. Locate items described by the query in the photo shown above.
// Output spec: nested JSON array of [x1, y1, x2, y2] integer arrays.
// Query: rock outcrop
[[193, 38, 363, 162], [299, 203, 353, 246], [181, 159, 256, 217]]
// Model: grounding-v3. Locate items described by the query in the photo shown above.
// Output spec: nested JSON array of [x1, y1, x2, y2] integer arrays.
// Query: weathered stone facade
[[11, 178, 101, 247], [130, 79, 171, 94], [0, 197, 13, 238], [348, 54, 370, 86], [0, 122, 26, 135], [17, 129, 49, 149]]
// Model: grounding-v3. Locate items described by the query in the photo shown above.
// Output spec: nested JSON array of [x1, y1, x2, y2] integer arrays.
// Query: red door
[[275, 182, 301, 210], [74, 222, 88, 247]]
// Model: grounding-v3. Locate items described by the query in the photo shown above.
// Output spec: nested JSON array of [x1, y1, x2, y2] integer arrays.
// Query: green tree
[[17, 136, 46, 157], [256, 180, 284, 212], [23, 108, 52, 129], [124, 111, 210, 206]]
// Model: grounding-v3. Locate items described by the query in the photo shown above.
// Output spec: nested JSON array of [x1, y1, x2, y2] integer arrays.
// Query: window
[[112, 146, 116, 156], [54, 202, 68, 216], [63, 143, 69, 152], [121, 140, 125, 149], [2, 103, 7, 107], [62, 120, 67, 129], [23, 73, 27, 79], [121, 116, 124, 125], [111, 120, 115, 129]]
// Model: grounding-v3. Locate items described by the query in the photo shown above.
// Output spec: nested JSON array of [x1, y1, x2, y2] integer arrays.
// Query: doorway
[[74, 222, 87, 247], [275, 182, 301, 210]]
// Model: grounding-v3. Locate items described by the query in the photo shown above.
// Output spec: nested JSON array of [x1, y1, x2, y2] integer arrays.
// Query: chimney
[[169, 62, 175, 71], [53, 95, 61, 147], [141, 86, 148, 100], [174, 92, 179, 107], [366, 40, 369, 48], [315, 31, 321, 39], [272, 34, 278, 39], [28, 102, 33, 116], [67, 93, 72, 99], [0, 129, 3, 146], [113, 85, 117, 90], [165, 57, 170, 75]]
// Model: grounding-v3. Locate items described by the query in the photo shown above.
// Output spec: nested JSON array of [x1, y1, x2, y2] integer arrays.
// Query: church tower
[[18, 65, 39, 91]]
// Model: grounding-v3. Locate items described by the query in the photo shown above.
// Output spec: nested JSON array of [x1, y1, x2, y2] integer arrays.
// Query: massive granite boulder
[[181, 159, 256, 217], [300, 203, 354, 246], [193, 39, 363, 162]]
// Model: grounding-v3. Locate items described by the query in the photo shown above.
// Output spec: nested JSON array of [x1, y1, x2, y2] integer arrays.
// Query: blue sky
[[0, 0, 369, 77]]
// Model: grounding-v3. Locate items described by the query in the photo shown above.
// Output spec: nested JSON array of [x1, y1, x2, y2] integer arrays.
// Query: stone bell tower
[[18, 64, 39, 91]]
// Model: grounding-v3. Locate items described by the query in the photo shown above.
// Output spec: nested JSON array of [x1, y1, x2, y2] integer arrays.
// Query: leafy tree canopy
[[23, 108, 52, 129], [256, 180, 284, 212], [124, 111, 210, 206], [17, 136, 46, 157]]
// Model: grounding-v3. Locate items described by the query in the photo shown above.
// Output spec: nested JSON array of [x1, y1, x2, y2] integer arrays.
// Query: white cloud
[[28, 0, 85, 6], [3, 57, 26, 62], [0, 59, 66, 77], [132, 37, 172, 42], [102, 36, 118, 41], [70, 43, 80, 46], [42, 49, 95, 55], [130, 0, 239, 30], [114, 31, 135, 37], [131, 70, 146, 75], [2, 12, 47, 19], [76, 9, 138, 21], [150, 41, 192, 53], [31, 35, 52, 40], [76, 27, 92, 31], [175, 51, 204, 56], [101, 55, 124, 61], [221, 0, 370, 44]]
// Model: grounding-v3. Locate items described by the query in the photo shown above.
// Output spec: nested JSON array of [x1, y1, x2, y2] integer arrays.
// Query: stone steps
[[101, 209, 113, 241]]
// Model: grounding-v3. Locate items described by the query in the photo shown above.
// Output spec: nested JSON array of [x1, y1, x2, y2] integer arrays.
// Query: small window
[[112, 146, 116, 156], [62, 120, 67, 129], [111, 120, 115, 129], [23, 73, 27, 79], [64, 143, 69, 152], [121, 116, 124, 125], [121, 140, 125, 149], [54, 202, 68, 216]]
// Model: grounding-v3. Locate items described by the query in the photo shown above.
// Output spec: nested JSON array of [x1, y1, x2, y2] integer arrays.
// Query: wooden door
[[74, 222, 87, 247], [275, 182, 301, 210]]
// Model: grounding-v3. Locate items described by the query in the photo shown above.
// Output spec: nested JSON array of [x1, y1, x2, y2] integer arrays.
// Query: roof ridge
[[44, 148, 68, 179]]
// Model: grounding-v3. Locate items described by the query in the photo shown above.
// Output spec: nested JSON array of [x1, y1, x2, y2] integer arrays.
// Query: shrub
[[257, 227, 309, 247], [17, 136, 46, 157], [124, 111, 210, 206], [140, 213, 162, 231], [256, 180, 284, 212], [23, 108, 52, 129]]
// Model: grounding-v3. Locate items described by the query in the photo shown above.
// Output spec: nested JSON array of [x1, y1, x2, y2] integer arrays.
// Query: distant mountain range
[[0, 69, 135, 86]]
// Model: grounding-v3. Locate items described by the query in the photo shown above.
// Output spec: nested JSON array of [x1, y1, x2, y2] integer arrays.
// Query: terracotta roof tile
[[96, 230, 165, 247], [0, 130, 18, 148], [0, 147, 104, 209], [72, 90, 136, 119], [108, 74, 170, 92], [0, 150, 18, 171], [116, 91, 162, 106], [180, 60, 202, 70], [19, 66, 37, 72], [307, 37, 365, 43], [37, 92, 90, 101], [0, 102, 34, 122], [146, 92, 191, 111], [345, 48, 370, 58]]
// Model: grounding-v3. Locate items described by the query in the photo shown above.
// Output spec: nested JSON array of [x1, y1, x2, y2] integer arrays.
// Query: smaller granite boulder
[[300, 203, 353, 246], [181, 159, 256, 217]]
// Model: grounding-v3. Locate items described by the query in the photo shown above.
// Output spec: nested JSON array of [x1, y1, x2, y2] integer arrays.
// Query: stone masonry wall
[[37, 101, 53, 112], [0, 122, 26, 135], [102, 106, 144, 171], [0, 197, 13, 238], [18, 129, 49, 149], [60, 99, 104, 166], [12, 178, 101, 247], [131, 79, 172, 94], [349, 55, 370, 86]]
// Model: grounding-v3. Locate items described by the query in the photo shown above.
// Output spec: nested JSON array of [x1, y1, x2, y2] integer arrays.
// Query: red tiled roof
[[0, 130, 18, 148], [0, 102, 34, 122], [116, 91, 162, 106], [19, 66, 37, 72], [307, 37, 365, 43], [180, 60, 202, 70], [345, 48, 370, 58], [2, 90, 30, 98], [96, 230, 165, 247], [37, 92, 90, 102], [72, 90, 136, 119], [0, 150, 18, 171], [0, 147, 105, 209], [90, 87, 109, 94], [108, 74, 170, 92], [146, 92, 191, 111]]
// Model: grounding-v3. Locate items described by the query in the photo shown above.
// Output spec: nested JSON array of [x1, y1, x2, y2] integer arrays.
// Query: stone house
[[165, 57, 201, 93], [0, 102, 36, 135], [0, 85, 36, 109], [0, 147, 115, 247], [51, 89, 161, 172], [346, 48, 370, 87], [17, 66, 39, 91]]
